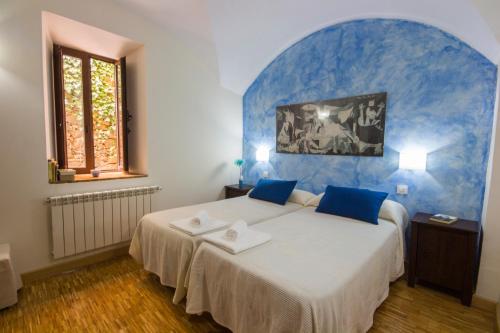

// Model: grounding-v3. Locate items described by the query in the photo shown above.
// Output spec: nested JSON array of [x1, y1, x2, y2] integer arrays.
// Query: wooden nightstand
[[224, 184, 254, 199], [408, 212, 481, 306]]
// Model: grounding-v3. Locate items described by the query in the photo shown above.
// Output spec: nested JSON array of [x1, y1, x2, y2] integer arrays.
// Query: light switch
[[262, 171, 269, 178], [396, 184, 408, 195]]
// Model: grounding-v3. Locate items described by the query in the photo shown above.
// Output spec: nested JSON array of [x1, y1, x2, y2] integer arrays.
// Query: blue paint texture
[[242, 19, 497, 221]]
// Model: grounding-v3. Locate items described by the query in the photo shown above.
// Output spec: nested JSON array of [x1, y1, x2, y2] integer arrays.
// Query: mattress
[[186, 204, 408, 333], [129, 195, 304, 303]]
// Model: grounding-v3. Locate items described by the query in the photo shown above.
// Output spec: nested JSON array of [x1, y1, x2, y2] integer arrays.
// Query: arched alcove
[[242, 19, 497, 220]]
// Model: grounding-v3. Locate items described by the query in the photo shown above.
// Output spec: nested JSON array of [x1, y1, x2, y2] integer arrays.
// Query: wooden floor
[[0, 256, 495, 333]]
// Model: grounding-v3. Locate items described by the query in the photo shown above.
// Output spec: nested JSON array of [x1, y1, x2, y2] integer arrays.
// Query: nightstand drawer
[[416, 226, 467, 291]]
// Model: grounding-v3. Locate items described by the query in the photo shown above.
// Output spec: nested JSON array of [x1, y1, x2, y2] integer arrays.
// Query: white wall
[[41, 15, 55, 159], [0, 0, 242, 274], [478, 68, 500, 302], [472, 0, 500, 43]]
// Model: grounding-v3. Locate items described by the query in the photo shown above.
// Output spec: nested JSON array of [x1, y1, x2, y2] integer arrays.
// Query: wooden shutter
[[53, 46, 94, 174], [54, 45, 128, 173], [119, 57, 129, 171], [53, 44, 67, 169]]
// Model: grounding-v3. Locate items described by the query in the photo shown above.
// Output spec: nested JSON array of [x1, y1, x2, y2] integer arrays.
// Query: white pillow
[[379, 199, 409, 228], [288, 189, 316, 206], [305, 193, 324, 207]]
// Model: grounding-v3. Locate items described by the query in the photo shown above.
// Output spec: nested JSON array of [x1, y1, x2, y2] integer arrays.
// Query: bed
[[129, 191, 311, 303], [185, 200, 408, 333]]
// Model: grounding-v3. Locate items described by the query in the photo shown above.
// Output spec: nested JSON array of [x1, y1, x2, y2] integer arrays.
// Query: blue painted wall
[[242, 19, 497, 220]]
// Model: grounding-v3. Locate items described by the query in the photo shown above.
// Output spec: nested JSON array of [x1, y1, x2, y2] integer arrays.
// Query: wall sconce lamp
[[256, 146, 270, 162], [399, 148, 427, 170]]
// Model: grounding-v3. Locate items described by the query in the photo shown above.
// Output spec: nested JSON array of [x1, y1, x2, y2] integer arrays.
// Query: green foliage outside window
[[63, 55, 85, 168], [91, 59, 118, 170]]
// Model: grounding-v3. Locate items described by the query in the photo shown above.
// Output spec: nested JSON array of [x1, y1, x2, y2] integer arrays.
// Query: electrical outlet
[[396, 184, 408, 195]]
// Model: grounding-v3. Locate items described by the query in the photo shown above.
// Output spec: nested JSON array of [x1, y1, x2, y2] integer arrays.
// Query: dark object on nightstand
[[224, 184, 254, 199], [408, 212, 481, 306]]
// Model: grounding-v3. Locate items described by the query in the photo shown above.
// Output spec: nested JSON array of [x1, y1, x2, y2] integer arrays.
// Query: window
[[53, 45, 128, 174]]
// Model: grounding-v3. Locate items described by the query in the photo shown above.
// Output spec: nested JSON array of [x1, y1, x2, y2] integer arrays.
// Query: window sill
[[49, 172, 147, 184]]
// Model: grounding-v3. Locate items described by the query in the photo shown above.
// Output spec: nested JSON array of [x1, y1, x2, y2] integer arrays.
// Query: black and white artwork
[[276, 92, 387, 156]]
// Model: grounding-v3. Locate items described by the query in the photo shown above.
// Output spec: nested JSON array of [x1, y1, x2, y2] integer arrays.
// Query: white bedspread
[[186, 205, 408, 333], [129, 195, 303, 303]]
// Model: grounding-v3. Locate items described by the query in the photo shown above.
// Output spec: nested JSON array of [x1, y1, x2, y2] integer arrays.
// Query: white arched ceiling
[[113, 0, 500, 94], [206, 0, 500, 95]]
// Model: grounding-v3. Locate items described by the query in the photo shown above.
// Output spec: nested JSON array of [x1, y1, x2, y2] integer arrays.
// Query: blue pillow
[[249, 179, 297, 205], [316, 185, 388, 224]]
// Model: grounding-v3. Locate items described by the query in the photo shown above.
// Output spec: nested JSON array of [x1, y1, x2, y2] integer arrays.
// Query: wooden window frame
[[53, 45, 128, 174]]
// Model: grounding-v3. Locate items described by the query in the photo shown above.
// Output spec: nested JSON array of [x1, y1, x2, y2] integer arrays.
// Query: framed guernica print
[[276, 92, 387, 156]]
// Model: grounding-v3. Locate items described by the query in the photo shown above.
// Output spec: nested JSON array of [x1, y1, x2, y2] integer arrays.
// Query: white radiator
[[47, 185, 161, 259]]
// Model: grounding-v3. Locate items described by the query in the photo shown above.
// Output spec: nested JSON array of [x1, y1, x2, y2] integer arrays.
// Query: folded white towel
[[224, 220, 248, 241], [170, 215, 228, 236], [202, 228, 271, 254], [190, 210, 209, 226]]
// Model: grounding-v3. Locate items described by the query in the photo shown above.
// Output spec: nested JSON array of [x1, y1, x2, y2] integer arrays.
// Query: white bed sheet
[[186, 205, 407, 333], [129, 195, 303, 303]]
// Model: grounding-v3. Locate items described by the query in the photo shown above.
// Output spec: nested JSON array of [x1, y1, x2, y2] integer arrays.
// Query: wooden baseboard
[[496, 302, 499, 333], [471, 295, 496, 312], [21, 244, 130, 284]]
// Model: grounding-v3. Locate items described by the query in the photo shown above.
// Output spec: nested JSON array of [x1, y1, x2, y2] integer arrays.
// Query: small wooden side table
[[407, 212, 481, 306], [224, 184, 254, 199]]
